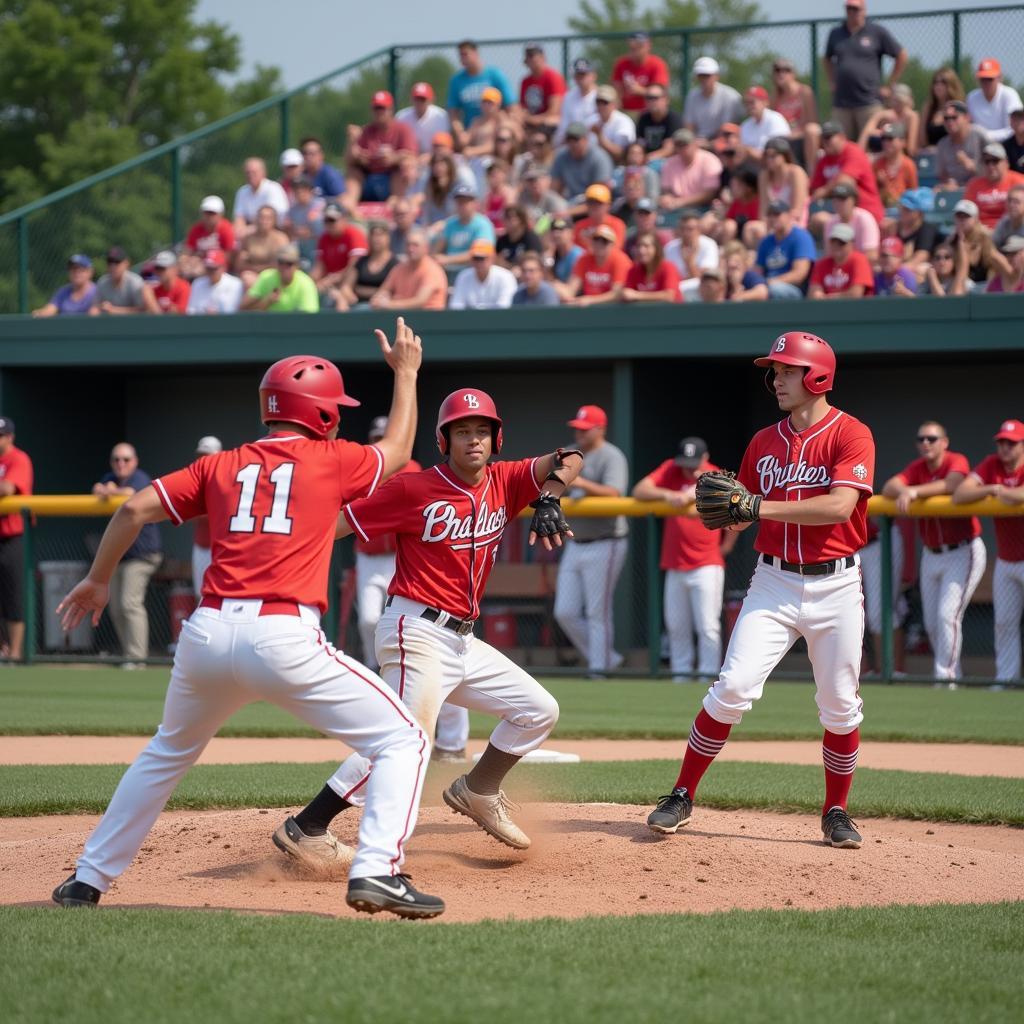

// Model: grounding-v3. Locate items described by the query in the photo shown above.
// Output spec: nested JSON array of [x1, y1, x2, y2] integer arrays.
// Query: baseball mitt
[[695, 471, 762, 530], [528, 491, 572, 547]]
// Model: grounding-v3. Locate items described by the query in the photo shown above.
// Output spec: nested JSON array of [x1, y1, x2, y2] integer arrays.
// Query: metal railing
[[2, 5, 1023, 312]]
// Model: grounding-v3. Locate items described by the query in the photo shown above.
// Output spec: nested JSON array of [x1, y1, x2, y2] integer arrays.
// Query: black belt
[[927, 539, 972, 555], [762, 553, 855, 576], [385, 596, 474, 636]]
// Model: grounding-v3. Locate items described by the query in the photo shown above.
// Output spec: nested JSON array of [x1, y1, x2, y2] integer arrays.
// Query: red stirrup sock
[[822, 728, 860, 813], [673, 708, 732, 796]]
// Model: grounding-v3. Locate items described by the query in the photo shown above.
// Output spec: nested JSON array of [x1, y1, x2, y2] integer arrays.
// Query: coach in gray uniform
[[555, 404, 629, 676]]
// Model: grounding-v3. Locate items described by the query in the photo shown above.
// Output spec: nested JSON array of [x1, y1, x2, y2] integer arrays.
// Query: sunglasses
[[111, 456, 133, 462], [773, 66, 792, 73], [645, 93, 663, 100], [983, 157, 1001, 164], [934, 252, 954, 260], [943, 115, 961, 122], [916, 435, 943, 443], [592, 237, 611, 244]]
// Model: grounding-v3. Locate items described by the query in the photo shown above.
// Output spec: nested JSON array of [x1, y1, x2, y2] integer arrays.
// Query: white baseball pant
[[993, 557, 1024, 681], [663, 564, 724, 676], [328, 596, 558, 804], [554, 537, 628, 672], [703, 557, 865, 735], [859, 528, 905, 634], [919, 537, 987, 680], [191, 545, 212, 597], [74, 599, 429, 889]]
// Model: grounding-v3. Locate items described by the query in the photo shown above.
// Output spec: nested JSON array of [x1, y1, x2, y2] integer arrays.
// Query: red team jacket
[[154, 432, 384, 613], [895, 451, 981, 549], [737, 409, 875, 564], [0, 445, 33, 538], [971, 454, 1024, 562], [647, 459, 726, 571], [343, 459, 543, 620]]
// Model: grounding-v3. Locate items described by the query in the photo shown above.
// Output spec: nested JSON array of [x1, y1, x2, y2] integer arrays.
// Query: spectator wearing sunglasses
[[635, 85, 683, 160], [90, 247, 157, 316], [241, 244, 319, 312], [963, 143, 1024, 228], [935, 101, 988, 189], [684, 57, 744, 143], [592, 86, 636, 163]]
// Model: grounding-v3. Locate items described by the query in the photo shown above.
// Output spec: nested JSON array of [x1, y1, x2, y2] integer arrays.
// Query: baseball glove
[[695, 471, 762, 530], [528, 491, 572, 545]]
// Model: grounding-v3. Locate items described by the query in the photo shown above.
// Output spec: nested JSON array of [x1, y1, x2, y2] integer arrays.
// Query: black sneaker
[[647, 787, 693, 834], [346, 874, 445, 920], [52, 873, 101, 908], [822, 807, 862, 849]]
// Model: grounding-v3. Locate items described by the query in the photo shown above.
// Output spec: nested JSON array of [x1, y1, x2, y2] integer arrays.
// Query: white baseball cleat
[[442, 775, 531, 850], [272, 815, 355, 868]]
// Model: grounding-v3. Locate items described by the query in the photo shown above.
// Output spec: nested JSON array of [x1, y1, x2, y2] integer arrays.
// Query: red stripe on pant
[[674, 708, 732, 796]]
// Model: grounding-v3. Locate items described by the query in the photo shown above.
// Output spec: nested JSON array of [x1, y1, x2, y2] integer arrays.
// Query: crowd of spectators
[[31, 17, 1024, 318]]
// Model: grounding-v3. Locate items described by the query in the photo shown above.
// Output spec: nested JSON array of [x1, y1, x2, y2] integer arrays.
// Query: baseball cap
[[719, 122, 740, 136], [995, 419, 1024, 442], [153, 250, 177, 269], [946, 99, 969, 115], [368, 415, 389, 441], [764, 136, 792, 156], [276, 243, 300, 263], [372, 90, 394, 108], [881, 121, 907, 139], [745, 85, 769, 102], [879, 236, 904, 257], [68, 253, 92, 269], [984, 142, 1008, 160], [481, 86, 503, 105], [106, 246, 128, 263], [280, 147, 303, 167], [630, 31, 650, 42], [432, 131, 454, 148], [693, 56, 719, 76], [954, 198, 979, 217], [820, 120, 842, 137], [452, 182, 477, 199], [565, 122, 588, 140], [524, 41, 544, 55], [323, 202, 345, 219], [977, 58, 1002, 79], [567, 405, 607, 430], [0, 416, 15, 436], [773, 58, 795, 72], [469, 238, 495, 257], [832, 182, 857, 199], [204, 249, 227, 268], [591, 224, 617, 243], [1001, 235, 1024, 254], [700, 266, 725, 281], [828, 223, 856, 243], [898, 188, 932, 212], [550, 217, 571, 231], [893, 83, 914, 102], [585, 183, 612, 203], [845, 0, 865, 8], [675, 436, 708, 469], [767, 198, 791, 214], [195, 435, 222, 455], [572, 57, 594, 75], [636, 197, 656, 213], [200, 195, 225, 214], [596, 84, 618, 103], [673, 127, 695, 146], [411, 82, 434, 100]]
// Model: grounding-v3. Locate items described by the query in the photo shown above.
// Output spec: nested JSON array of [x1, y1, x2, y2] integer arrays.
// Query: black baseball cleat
[[346, 874, 445, 920], [647, 787, 693, 834], [822, 807, 863, 849], [52, 874, 101, 908]]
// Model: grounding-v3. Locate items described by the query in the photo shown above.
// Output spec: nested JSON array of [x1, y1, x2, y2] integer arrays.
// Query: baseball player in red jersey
[[275, 389, 583, 856], [647, 332, 875, 849], [882, 421, 986, 684], [51, 320, 448, 919], [954, 419, 1024, 681]]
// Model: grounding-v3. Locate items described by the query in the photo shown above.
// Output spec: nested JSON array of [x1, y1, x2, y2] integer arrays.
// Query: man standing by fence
[[0, 417, 33, 662]]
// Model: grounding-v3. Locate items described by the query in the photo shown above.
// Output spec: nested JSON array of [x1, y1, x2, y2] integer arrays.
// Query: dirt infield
[[3, 736, 1022, 777], [3, 801, 1022, 923]]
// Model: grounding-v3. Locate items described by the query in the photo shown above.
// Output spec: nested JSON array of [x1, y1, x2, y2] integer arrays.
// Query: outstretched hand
[[374, 316, 423, 375], [56, 578, 110, 630], [528, 493, 574, 551]]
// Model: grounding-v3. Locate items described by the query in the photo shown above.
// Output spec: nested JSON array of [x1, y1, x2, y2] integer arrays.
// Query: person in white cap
[[182, 196, 235, 279], [278, 147, 305, 198], [684, 57, 744, 143], [232, 157, 289, 238], [151, 252, 190, 314], [190, 436, 223, 596]]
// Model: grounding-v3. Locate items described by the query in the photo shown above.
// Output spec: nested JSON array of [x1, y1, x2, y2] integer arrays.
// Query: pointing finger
[[374, 328, 391, 354]]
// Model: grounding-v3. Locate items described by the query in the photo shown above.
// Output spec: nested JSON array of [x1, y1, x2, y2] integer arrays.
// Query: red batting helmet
[[259, 356, 360, 438], [436, 388, 503, 455], [753, 331, 836, 394]]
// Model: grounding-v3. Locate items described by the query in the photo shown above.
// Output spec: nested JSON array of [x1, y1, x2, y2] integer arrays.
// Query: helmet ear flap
[[436, 426, 449, 456]]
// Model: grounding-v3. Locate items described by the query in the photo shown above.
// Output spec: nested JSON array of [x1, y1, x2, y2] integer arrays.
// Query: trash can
[[39, 561, 93, 651]]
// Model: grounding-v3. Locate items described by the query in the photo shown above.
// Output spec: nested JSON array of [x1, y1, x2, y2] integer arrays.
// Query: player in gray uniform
[[554, 404, 629, 676]]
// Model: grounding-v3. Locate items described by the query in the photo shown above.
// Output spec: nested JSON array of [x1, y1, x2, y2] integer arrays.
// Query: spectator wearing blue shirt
[[434, 184, 497, 268], [32, 255, 97, 317], [300, 137, 345, 202], [448, 41, 515, 131], [722, 242, 769, 301], [549, 217, 585, 299], [92, 443, 163, 669], [512, 253, 561, 306], [874, 235, 918, 296], [754, 199, 816, 299]]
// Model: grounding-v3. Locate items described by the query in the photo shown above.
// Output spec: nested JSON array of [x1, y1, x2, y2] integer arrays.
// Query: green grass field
[[1, 903, 1020, 1024], [3, 759, 1021, 825], [2, 667, 1022, 743]]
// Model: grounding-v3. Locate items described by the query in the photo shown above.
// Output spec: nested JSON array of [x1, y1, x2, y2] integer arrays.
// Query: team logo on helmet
[[775, 336, 786, 351], [267, 394, 279, 412], [853, 463, 867, 480], [1003, 421, 1015, 432], [464, 394, 480, 409]]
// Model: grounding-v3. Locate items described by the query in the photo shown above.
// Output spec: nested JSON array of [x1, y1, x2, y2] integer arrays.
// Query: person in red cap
[[967, 58, 1023, 144], [396, 82, 452, 159], [51, 319, 454, 919], [186, 249, 243, 314], [739, 85, 790, 158], [554, 404, 630, 677], [344, 91, 417, 209], [873, 234, 918, 296], [647, 331, 875, 851], [954, 420, 1024, 682]]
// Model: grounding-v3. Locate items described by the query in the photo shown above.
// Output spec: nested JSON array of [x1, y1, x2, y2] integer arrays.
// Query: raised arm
[[373, 316, 423, 478]]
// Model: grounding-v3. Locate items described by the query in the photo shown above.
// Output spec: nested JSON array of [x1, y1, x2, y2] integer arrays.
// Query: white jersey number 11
[[228, 462, 295, 535]]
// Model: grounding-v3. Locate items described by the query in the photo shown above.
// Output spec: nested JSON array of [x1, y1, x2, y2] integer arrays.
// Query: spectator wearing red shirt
[[872, 122, 918, 207], [520, 43, 566, 132], [182, 196, 235, 279], [621, 231, 681, 303], [612, 32, 670, 113], [809, 121, 885, 223], [573, 184, 627, 252], [718, 168, 760, 246], [151, 252, 191, 314], [954, 419, 1024, 681], [633, 438, 737, 678], [809, 222, 875, 298], [344, 91, 417, 208], [963, 142, 1024, 229], [311, 203, 369, 310], [0, 416, 32, 661], [565, 225, 632, 305], [883, 423, 985, 683]]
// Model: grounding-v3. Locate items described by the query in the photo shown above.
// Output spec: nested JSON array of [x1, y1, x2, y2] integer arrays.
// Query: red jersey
[[648, 459, 725, 570], [153, 277, 190, 313], [185, 218, 236, 254], [316, 226, 369, 274], [810, 252, 875, 295], [573, 215, 627, 252], [357, 120, 417, 174], [964, 171, 1024, 229], [896, 452, 980, 548], [520, 69, 566, 115], [971, 454, 1024, 561], [737, 408, 875, 563], [0, 445, 33, 539], [612, 54, 670, 111], [572, 248, 632, 295], [154, 432, 384, 613], [354, 460, 423, 556], [624, 259, 680, 297], [193, 516, 211, 549], [343, 459, 543, 620], [809, 142, 885, 222]]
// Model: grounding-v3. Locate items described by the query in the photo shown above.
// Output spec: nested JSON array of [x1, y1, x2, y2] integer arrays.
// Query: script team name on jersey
[[755, 454, 832, 494], [421, 499, 509, 544]]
